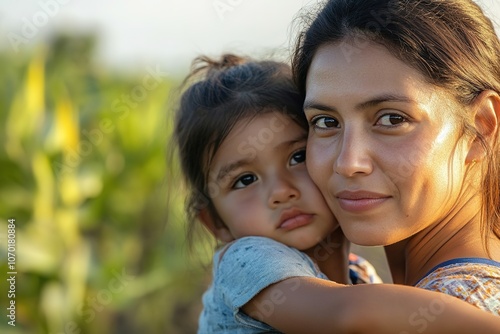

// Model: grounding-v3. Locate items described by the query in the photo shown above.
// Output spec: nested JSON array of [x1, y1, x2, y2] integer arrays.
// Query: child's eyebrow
[[215, 159, 251, 183], [214, 132, 307, 183], [276, 133, 308, 150]]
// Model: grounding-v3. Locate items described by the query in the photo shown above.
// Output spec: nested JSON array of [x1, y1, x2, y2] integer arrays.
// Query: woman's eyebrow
[[304, 94, 414, 112], [303, 101, 335, 112], [355, 94, 414, 110]]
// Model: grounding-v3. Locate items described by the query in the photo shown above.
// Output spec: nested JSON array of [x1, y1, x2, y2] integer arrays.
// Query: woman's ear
[[466, 90, 500, 163], [198, 208, 234, 243]]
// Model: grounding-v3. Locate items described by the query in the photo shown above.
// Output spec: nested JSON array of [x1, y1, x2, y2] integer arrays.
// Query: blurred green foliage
[[0, 33, 211, 334]]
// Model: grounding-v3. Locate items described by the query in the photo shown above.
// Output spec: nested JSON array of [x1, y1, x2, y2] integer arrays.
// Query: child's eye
[[290, 149, 306, 166], [233, 174, 257, 189], [376, 113, 408, 127], [311, 116, 340, 129]]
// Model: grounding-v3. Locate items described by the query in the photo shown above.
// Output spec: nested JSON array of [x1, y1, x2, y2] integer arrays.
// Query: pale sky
[[1, 0, 499, 76]]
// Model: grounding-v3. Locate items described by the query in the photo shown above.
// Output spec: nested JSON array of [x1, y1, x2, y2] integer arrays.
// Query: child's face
[[205, 111, 337, 251]]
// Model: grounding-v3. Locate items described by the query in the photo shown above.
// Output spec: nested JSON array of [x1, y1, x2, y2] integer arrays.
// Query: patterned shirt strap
[[348, 253, 384, 284]]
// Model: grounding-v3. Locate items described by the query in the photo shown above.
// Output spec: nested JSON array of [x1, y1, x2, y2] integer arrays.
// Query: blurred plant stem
[[0, 33, 210, 334]]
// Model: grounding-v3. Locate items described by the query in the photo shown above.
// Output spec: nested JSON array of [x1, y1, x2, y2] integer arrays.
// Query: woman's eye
[[290, 149, 306, 165], [233, 174, 257, 189], [312, 116, 339, 129], [377, 114, 407, 126]]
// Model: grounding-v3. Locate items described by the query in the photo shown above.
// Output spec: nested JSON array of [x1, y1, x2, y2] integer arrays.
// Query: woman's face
[[304, 41, 471, 246]]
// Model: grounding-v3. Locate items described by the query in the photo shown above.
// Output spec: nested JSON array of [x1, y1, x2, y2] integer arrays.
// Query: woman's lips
[[335, 191, 391, 213]]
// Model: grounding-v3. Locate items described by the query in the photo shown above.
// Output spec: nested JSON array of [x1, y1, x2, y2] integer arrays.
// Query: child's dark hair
[[174, 54, 307, 244]]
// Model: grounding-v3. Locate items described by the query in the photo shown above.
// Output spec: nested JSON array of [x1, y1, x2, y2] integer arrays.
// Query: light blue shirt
[[198, 236, 328, 333]]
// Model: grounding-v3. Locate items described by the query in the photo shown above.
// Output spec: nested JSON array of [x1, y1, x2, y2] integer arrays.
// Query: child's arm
[[242, 276, 500, 334]]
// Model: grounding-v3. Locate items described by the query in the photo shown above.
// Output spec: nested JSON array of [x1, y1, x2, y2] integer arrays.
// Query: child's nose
[[268, 176, 300, 207]]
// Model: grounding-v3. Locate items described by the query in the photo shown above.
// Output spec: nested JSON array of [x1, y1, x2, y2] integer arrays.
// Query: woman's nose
[[334, 129, 373, 177]]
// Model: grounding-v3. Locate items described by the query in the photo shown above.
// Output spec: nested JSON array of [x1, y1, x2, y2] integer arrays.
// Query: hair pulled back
[[174, 54, 306, 242], [292, 0, 500, 240]]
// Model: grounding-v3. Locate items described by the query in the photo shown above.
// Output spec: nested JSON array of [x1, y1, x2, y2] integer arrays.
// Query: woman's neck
[[386, 192, 500, 285]]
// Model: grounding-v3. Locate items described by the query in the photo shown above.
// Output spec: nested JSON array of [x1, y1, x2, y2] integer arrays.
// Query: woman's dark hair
[[292, 0, 500, 241], [174, 54, 307, 244]]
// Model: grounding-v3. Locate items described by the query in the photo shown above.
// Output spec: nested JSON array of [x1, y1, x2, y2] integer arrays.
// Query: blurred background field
[[0, 28, 395, 334], [0, 33, 215, 333], [1, 1, 498, 333], [0, 34, 390, 334], [0, 31, 392, 334]]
